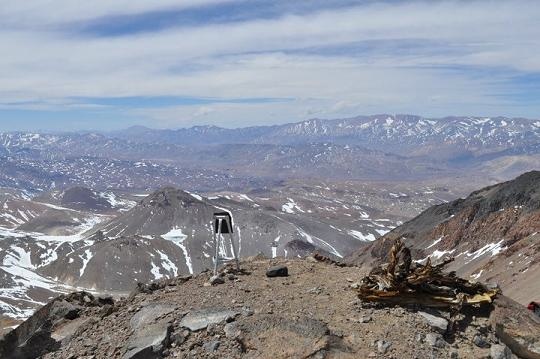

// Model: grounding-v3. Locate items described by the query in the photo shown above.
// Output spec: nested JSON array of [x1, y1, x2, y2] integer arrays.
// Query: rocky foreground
[[1, 257, 539, 359]]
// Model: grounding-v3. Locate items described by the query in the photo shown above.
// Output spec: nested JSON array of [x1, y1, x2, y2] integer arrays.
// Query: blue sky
[[0, 0, 539, 131]]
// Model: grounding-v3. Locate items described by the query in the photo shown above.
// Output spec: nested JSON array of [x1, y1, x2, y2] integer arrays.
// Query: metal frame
[[212, 213, 240, 275]]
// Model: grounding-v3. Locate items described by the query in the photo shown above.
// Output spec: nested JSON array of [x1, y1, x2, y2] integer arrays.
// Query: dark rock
[[97, 296, 115, 306], [210, 275, 225, 285], [170, 330, 189, 347], [123, 302, 176, 359], [473, 334, 489, 348], [425, 333, 446, 348], [266, 265, 288, 277], [123, 323, 171, 359], [377, 340, 391, 354], [0, 294, 97, 359]]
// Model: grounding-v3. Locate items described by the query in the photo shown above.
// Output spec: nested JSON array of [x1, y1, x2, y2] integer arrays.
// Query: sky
[[0, 0, 539, 131]]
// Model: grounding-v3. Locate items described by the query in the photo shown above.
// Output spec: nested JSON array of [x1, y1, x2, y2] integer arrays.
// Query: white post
[[213, 218, 222, 275]]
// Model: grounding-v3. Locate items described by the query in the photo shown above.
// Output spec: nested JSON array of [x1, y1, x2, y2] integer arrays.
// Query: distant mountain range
[[113, 115, 540, 153], [0, 114, 539, 193]]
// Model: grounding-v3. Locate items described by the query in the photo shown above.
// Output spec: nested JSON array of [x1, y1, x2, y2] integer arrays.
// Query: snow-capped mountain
[[111, 115, 540, 156], [1, 183, 411, 324], [1, 115, 539, 156], [0, 114, 538, 194]]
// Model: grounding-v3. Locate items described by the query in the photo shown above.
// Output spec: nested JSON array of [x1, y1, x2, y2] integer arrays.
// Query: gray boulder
[[123, 302, 176, 359], [180, 308, 239, 331], [417, 311, 448, 334], [491, 344, 512, 359], [491, 295, 540, 359], [124, 323, 172, 359], [129, 303, 176, 330]]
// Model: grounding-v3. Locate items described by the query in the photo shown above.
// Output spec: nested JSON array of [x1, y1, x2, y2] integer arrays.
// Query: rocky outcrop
[[0, 258, 536, 359], [490, 295, 540, 359], [123, 303, 176, 359], [348, 171, 540, 303], [0, 292, 114, 359]]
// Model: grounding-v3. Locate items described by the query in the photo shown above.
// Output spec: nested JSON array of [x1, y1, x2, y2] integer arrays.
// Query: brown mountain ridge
[[348, 170, 540, 304]]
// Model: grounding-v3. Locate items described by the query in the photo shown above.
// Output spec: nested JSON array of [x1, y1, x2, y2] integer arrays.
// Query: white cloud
[[0, 0, 539, 127], [0, 0, 236, 26]]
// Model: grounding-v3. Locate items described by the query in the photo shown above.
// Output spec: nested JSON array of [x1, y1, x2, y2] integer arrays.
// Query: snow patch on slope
[[161, 228, 193, 274], [348, 230, 376, 242], [79, 249, 93, 277], [282, 198, 304, 214]]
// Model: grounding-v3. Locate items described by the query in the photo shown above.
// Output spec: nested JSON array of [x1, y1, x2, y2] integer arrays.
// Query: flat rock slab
[[130, 303, 176, 330], [123, 323, 171, 359], [180, 308, 239, 331], [123, 303, 176, 359], [491, 295, 540, 359], [232, 314, 350, 358], [51, 317, 93, 342], [417, 311, 448, 334]]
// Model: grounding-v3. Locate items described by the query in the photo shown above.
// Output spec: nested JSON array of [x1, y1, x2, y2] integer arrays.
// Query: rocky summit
[[1, 257, 539, 359]]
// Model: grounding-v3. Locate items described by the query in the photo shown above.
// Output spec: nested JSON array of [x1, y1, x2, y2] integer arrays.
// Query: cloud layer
[[1, 0, 539, 130]]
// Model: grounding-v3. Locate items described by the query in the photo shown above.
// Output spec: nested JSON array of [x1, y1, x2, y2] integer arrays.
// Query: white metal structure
[[212, 212, 240, 275]]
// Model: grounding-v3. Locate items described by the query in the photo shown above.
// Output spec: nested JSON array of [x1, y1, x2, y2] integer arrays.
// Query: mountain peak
[[142, 187, 204, 208]]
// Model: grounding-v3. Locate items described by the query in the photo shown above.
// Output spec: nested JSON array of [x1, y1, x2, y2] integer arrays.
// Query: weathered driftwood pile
[[357, 238, 499, 308]]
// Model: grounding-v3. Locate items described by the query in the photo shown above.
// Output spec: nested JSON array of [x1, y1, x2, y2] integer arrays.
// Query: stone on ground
[[417, 311, 448, 334], [123, 323, 171, 359], [266, 265, 288, 277], [490, 295, 540, 359], [123, 303, 176, 359], [180, 308, 239, 332], [490, 344, 512, 359]]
